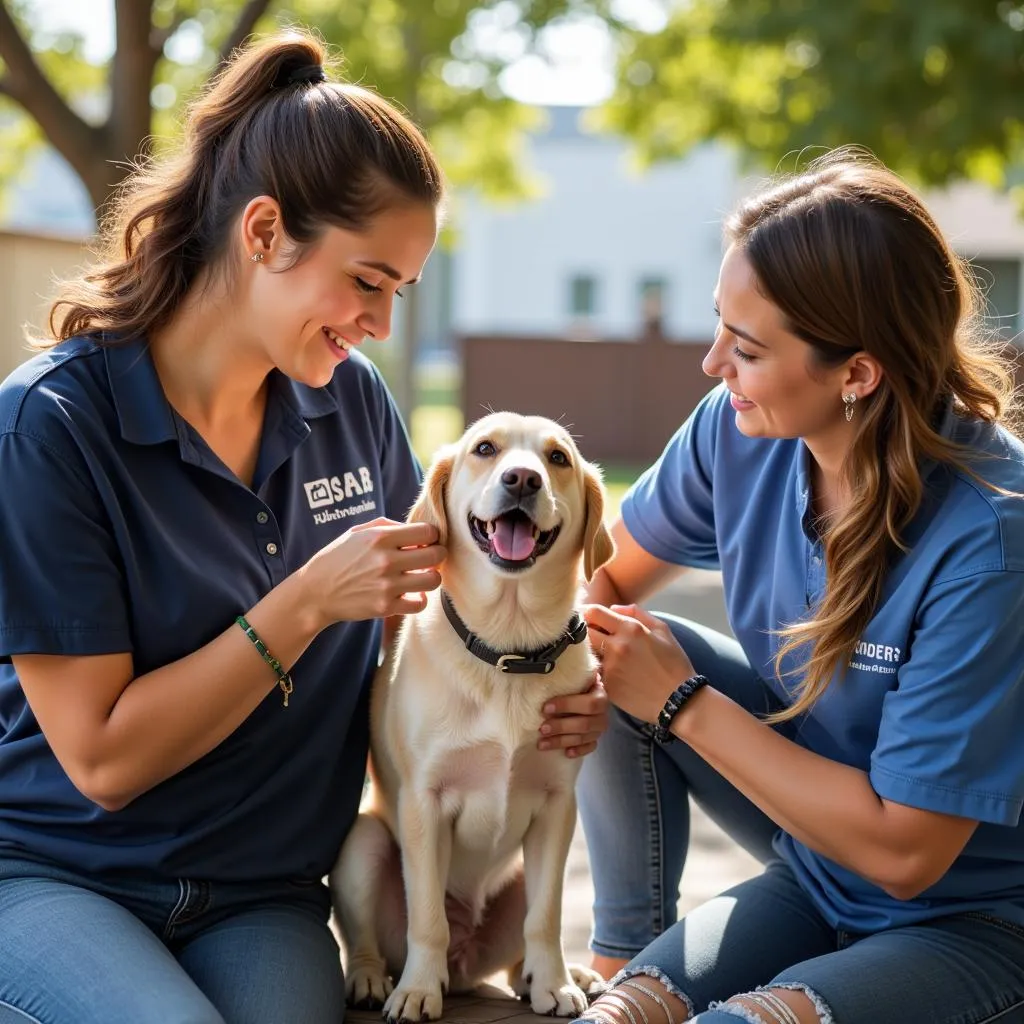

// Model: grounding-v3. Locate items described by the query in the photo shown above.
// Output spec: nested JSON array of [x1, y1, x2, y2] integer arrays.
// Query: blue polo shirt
[[0, 336, 421, 882], [624, 383, 1024, 932]]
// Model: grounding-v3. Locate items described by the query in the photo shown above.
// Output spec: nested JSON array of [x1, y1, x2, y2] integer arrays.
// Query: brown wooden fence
[[460, 333, 716, 466]]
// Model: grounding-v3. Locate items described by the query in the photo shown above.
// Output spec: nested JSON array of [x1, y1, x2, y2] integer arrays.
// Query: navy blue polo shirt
[[624, 383, 1024, 932], [0, 336, 421, 881]]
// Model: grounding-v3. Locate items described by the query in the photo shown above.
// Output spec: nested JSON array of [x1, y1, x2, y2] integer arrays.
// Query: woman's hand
[[303, 517, 446, 628], [538, 674, 609, 758], [583, 603, 696, 723]]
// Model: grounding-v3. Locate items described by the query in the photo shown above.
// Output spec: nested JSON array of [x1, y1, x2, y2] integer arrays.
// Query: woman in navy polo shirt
[[0, 30, 603, 1024], [577, 150, 1024, 1024]]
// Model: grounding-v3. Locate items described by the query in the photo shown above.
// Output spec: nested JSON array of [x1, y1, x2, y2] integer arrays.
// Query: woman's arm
[[585, 518, 689, 607], [15, 518, 444, 812], [539, 519, 689, 756], [678, 683, 977, 899], [585, 603, 979, 901]]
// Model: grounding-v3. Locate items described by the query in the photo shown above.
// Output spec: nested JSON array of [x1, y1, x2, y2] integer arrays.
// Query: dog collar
[[440, 590, 588, 675]]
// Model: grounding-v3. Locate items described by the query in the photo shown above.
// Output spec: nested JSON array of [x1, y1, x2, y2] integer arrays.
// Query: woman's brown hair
[[725, 147, 1017, 721], [46, 30, 444, 345]]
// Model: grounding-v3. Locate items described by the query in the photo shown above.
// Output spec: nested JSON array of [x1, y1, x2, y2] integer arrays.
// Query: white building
[[447, 106, 1024, 349]]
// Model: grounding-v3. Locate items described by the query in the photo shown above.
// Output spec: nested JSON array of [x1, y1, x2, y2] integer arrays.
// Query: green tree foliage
[[0, 0, 625, 413], [598, 0, 1024, 188], [0, 0, 627, 213]]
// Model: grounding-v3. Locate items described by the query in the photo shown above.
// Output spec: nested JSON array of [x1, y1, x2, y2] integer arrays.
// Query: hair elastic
[[285, 64, 326, 86]]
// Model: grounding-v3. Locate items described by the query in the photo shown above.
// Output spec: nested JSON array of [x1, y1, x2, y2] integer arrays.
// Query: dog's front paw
[[383, 978, 445, 1023], [568, 963, 609, 1000], [528, 974, 585, 1015], [346, 961, 393, 1010], [516, 966, 589, 1015]]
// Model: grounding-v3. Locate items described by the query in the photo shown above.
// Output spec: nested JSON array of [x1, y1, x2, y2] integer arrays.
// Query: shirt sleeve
[[870, 568, 1024, 826], [367, 366, 424, 521], [620, 385, 722, 569], [0, 430, 131, 659]]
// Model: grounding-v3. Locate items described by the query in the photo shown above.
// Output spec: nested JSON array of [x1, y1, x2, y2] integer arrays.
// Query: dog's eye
[[549, 449, 570, 466], [473, 440, 496, 458]]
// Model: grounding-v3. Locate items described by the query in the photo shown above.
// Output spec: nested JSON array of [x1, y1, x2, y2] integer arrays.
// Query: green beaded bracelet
[[236, 615, 294, 707]]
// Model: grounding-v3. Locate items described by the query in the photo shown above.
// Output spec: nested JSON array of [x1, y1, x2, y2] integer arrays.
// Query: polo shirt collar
[[273, 370, 339, 421], [105, 337, 340, 447], [922, 395, 959, 484], [794, 441, 813, 528], [105, 337, 176, 446]]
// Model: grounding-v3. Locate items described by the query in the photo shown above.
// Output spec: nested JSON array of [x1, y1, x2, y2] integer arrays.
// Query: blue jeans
[[0, 856, 345, 1023], [577, 615, 1024, 1022]]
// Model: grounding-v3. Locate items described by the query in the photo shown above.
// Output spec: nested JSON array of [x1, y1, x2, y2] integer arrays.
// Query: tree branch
[[218, 0, 275, 68], [110, 0, 159, 160], [0, 1, 101, 180]]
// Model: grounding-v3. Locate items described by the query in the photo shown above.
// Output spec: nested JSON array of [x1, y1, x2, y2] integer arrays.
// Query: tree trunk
[[0, 0, 276, 225]]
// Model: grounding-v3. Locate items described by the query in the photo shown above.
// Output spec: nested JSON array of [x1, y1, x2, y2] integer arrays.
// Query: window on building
[[639, 276, 668, 331], [569, 275, 598, 318], [972, 257, 1022, 344]]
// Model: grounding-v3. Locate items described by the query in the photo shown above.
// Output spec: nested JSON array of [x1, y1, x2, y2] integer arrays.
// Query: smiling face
[[410, 412, 614, 584], [703, 244, 855, 446], [455, 414, 579, 574], [242, 201, 438, 387]]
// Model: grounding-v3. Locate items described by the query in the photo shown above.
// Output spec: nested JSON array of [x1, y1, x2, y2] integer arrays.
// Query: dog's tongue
[[492, 518, 537, 561]]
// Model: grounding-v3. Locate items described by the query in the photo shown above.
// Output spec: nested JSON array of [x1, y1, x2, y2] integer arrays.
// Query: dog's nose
[[501, 467, 542, 494]]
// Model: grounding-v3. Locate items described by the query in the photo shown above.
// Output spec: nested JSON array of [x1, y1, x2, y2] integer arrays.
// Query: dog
[[330, 412, 615, 1022]]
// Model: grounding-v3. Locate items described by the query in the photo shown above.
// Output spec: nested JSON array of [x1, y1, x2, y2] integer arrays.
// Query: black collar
[[440, 590, 588, 675]]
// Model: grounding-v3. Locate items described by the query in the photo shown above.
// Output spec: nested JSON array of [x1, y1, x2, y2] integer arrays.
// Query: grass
[[410, 403, 645, 522]]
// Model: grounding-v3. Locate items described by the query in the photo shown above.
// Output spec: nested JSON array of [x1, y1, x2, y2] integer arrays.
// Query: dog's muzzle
[[468, 508, 560, 571]]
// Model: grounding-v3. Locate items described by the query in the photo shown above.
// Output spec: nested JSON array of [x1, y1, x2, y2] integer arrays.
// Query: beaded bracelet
[[236, 615, 294, 707], [652, 673, 709, 744]]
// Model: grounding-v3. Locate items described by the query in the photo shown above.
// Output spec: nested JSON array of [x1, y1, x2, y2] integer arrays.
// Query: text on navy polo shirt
[[623, 383, 1024, 932], [0, 336, 422, 881]]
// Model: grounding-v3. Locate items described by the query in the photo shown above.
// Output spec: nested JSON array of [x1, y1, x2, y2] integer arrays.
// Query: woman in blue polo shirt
[[0, 30, 603, 1024], [577, 149, 1024, 1024]]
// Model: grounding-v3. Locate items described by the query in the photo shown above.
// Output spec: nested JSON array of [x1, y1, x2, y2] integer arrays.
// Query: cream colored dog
[[330, 412, 614, 1022]]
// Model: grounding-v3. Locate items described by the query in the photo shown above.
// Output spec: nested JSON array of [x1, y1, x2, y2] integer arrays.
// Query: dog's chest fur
[[370, 601, 590, 900]]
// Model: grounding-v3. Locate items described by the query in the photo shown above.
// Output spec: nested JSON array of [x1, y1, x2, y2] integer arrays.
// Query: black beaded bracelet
[[652, 674, 709, 744]]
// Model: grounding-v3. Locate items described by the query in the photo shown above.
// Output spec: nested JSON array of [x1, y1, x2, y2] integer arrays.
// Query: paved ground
[[352, 572, 763, 1023]]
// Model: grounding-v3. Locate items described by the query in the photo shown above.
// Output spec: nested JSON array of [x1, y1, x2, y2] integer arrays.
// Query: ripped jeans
[[576, 615, 1024, 1023]]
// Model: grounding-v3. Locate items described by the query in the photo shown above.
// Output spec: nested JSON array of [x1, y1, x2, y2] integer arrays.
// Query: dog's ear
[[582, 463, 615, 582], [408, 447, 455, 546]]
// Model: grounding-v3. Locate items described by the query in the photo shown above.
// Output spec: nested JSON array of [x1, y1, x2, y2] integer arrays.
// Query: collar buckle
[[497, 653, 526, 672]]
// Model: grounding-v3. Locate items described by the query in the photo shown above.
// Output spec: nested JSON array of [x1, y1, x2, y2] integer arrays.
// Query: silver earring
[[250, 252, 265, 263], [843, 392, 857, 422]]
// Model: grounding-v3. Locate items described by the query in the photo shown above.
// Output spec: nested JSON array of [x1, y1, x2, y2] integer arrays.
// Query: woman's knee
[[653, 615, 780, 719], [710, 986, 833, 1024], [0, 876, 224, 1024]]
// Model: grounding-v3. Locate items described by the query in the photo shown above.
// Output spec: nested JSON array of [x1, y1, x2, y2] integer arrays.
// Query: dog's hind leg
[[329, 812, 398, 1009]]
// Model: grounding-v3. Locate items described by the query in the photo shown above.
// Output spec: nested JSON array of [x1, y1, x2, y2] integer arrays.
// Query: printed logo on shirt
[[848, 640, 903, 675], [303, 468, 378, 524]]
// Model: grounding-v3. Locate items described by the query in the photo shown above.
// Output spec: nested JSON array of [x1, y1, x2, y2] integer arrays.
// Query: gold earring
[[843, 392, 857, 422], [250, 252, 265, 263]]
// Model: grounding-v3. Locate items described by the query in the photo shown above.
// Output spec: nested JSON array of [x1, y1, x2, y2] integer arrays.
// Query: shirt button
[[256, 511, 269, 524], [265, 542, 279, 556], [812, 556, 822, 566]]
